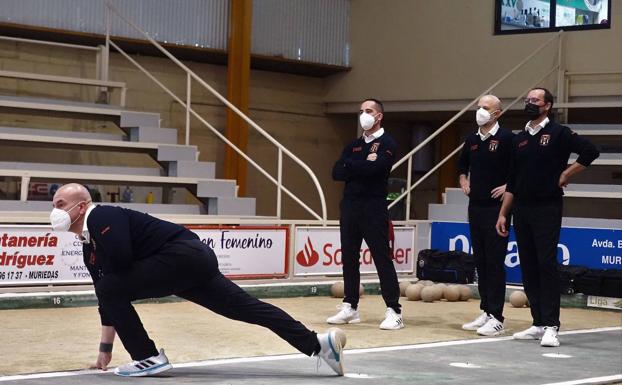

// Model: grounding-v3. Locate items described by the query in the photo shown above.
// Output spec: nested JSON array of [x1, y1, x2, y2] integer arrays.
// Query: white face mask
[[359, 112, 377, 131], [476, 107, 493, 127], [50, 202, 84, 232]]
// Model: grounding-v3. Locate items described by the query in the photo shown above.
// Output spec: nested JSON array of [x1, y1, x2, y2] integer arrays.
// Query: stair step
[[120, 111, 160, 128], [0, 166, 229, 189], [444, 188, 469, 205], [207, 197, 256, 216], [0, 129, 162, 154], [157, 144, 197, 162], [569, 153, 622, 166], [0, 200, 203, 215], [0, 161, 162, 176], [130, 126, 178, 144], [168, 160, 215, 179], [0, 95, 163, 130], [0, 126, 124, 141], [566, 124, 622, 136], [564, 183, 622, 199], [0, 94, 122, 117], [428, 203, 468, 222], [561, 217, 622, 228], [197, 180, 237, 198]]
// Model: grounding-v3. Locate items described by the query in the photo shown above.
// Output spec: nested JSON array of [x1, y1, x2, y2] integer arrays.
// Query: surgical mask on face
[[476, 108, 494, 126], [359, 112, 376, 131], [50, 202, 83, 232], [524, 103, 542, 120]]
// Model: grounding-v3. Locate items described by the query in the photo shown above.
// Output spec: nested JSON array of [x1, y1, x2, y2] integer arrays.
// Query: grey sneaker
[[317, 329, 345, 376], [114, 348, 173, 377]]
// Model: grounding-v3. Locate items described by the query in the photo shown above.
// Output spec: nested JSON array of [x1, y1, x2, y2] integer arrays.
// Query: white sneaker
[[114, 348, 172, 377], [513, 326, 545, 340], [462, 312, 488, 331], [317, 330, 345, 376], [379, 308, 404, 330], [327, 303, 360, 325], [541, 326, 560, 347], [476, 315, 505, 336]]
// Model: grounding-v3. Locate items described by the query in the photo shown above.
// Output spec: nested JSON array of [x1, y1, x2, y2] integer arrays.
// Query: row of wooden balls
[[329, 280, 529, 308], [400, 281, 471, 302]]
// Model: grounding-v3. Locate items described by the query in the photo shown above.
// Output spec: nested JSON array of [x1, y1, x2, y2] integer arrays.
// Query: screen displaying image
[[500, 0, 552, 31], [496, 0, 611, 34], [556, 0, 609, 26]]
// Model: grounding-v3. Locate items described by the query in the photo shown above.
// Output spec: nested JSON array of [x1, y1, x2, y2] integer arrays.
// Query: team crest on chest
[[540, 134, 551, 146], [488, 140, 499, 152], [369, 142, 380, 153]]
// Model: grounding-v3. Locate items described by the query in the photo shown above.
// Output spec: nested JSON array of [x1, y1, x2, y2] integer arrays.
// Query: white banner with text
[[293, 226, 415, 276], [0, 225, 289, 286]]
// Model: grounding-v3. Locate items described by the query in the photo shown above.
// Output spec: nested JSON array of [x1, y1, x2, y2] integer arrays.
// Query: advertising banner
[[430, 221, 622, 284], [293, 226, 415, 276], [0, 225, 289, 286], [0, 227, 88, 285], [187, 226, 288, 278]]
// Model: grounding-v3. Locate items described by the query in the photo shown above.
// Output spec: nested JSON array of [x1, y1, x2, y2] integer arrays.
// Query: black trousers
[[340, 197, 400, 313], [513, 202, 562, 328], [94, 239, 319, 360], [468, 205, 508, 322]]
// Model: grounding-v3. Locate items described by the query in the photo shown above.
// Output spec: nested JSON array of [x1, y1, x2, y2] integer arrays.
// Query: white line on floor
[[541, 374, 622, 385], [1, 326, 620, 382]]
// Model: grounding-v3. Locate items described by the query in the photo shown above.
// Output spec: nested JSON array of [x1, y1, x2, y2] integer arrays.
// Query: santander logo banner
[[294, 226, 415, 276]]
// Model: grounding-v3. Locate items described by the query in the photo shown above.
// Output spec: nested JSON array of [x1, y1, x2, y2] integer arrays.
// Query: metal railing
[[388, 31, 565, 219], [103, 1, 327, 221]]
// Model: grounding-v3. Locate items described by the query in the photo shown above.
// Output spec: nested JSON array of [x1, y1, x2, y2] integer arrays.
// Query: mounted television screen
[[496, 0, 610, 34]]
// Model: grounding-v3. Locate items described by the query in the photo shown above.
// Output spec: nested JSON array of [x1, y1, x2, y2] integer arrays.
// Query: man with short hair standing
[[329, 98, 403, 330], [496, 87, 599, 347], [458, 94, 514, 336]]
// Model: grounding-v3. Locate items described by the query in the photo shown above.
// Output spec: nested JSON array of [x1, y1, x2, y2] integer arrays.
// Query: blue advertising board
[[430, 222, 622, 284]]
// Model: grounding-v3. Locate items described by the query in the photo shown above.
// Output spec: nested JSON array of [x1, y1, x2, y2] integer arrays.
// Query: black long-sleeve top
[[507, 120, 600, 205], [82, 205, 198, 325], [457, 128, 515, 207], [332, 132, 397, 199]]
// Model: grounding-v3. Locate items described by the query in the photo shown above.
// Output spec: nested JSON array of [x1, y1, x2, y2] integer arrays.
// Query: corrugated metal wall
[[0, 0, 230, 49], [252, 0, 350, 66], [0, 0, 349, 66]]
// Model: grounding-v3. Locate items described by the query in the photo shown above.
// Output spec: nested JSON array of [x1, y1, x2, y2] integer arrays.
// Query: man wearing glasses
[[495, 87, 599, 347]]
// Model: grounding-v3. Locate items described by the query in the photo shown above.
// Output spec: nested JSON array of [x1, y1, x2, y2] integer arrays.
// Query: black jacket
[[332, 132, 397, 199], [507, 120, 600, 204], [457, 127, 515, 207], [82, 205, 197, 324]]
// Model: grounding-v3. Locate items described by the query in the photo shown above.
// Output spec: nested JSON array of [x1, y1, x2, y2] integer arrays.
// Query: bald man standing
[[458, 95, 514, 336], [50, 184, 345, 377]]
